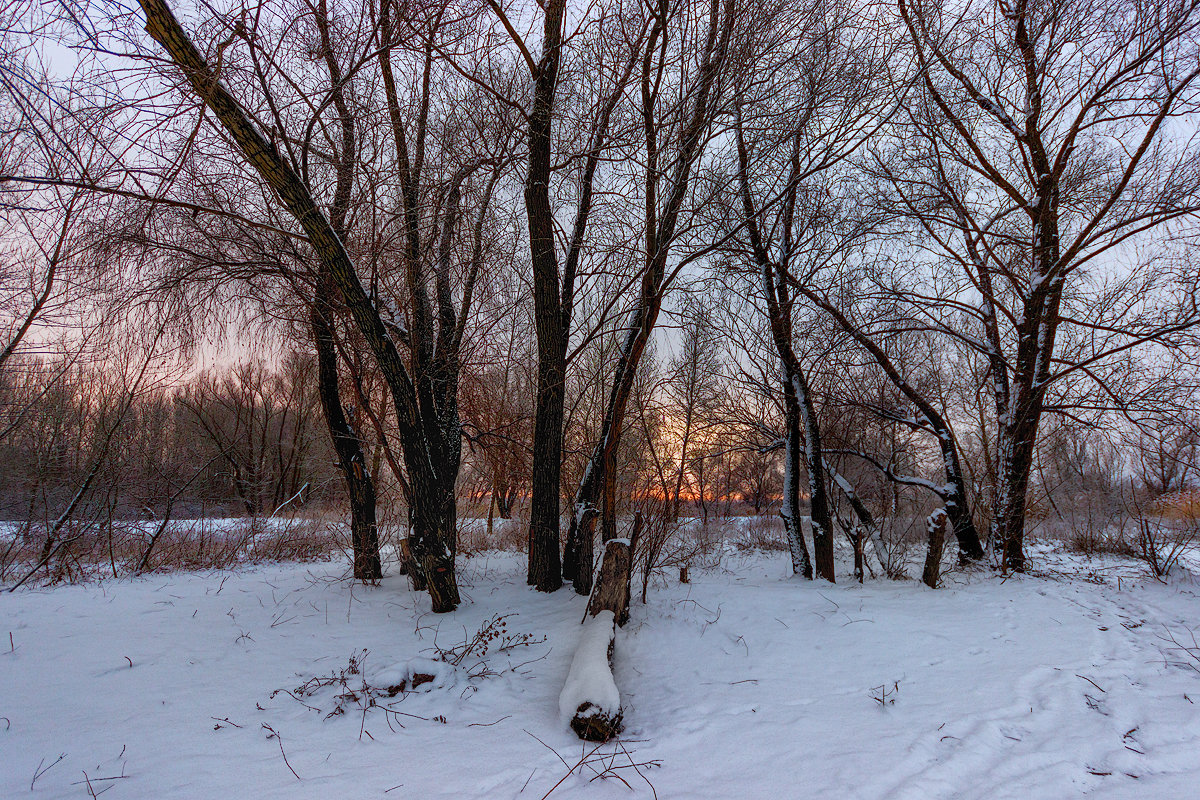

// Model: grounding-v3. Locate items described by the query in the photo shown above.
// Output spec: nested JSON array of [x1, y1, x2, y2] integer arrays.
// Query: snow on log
[[559, 610, 622, 741], [560, 521, 640, 742]]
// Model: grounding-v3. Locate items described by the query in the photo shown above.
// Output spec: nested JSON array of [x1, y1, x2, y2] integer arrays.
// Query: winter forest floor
[[4, 537, 1200, 799]]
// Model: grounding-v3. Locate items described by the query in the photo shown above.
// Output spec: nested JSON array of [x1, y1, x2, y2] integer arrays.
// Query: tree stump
[[922, 508, 948, 588], [586, 537, 635, 625]]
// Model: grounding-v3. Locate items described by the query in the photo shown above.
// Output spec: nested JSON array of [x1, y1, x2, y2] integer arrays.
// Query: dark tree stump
[[586, 538, 635, 625], [922, 508, 948, 589]]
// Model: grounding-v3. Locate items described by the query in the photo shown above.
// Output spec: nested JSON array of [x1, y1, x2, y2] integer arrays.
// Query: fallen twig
[[31, 753, 66, 790], [261, 724, 301, 780]]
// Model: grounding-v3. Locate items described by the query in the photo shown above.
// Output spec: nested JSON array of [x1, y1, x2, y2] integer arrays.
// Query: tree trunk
[[408, 473, 459, 613], [564, 490, 598, 594], [734, 100, 831, 580], [524, 0, 568, 594], [922, 508, 948, 589], [826, 460, 893, 577], [585, 513, 641, 626], [994, 189, 1063, 573], [312, 300, 381, 582], [561, 610, 622, 742], [494, 484, 513, 519], [995, 390, 1045, 573], [780, 375, 813, 579], [851, 527, 865, 583], [528, 351, 565, 591], [794, 368, 834, 581]]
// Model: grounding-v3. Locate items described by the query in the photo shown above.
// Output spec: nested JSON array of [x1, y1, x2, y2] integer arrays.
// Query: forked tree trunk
[[734, 105, 834, 581], [826, 461, 892, 577]]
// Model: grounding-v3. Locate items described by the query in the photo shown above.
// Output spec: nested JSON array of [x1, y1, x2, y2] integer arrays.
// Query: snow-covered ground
[[3, 544, 1200, 799]]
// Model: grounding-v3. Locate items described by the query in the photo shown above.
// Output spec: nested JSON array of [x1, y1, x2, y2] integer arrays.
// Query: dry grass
[[1064, 525, 1139, 558], [1152, 490, 1200, 521], [0, 515, 342, 587], [728, 515, 790, 552], [457, 516, 526, 555]]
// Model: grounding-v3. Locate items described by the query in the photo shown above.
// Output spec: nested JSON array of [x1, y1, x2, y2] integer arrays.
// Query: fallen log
[[559, 609, 621, 741], [559, 516, 641, 741]]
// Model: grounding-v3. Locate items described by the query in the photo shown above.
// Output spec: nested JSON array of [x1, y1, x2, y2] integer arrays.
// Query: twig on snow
[[261, 724, 301, 780], [31, 753, 66, 790]]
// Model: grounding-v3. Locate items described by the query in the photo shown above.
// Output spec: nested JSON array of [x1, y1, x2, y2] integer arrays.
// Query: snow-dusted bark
[[921, 508, 949, 588], [780, 375, 813, 579], [793, 368, 835, 581]]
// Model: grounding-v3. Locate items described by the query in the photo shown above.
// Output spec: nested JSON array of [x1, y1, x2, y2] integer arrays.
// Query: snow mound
[[559, 610, 620, 722], [374, 657, 456, 693]]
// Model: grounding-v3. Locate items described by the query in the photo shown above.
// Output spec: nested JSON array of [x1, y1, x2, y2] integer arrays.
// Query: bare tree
[[873, 0, 1200, 569], [562, 0, 736, 595], [727, 0, 907, 579], [663, 298, 722, 521], [485, 0, 646, 591], [122, 0, 517, 610], [1136, 412, 1200, 495]]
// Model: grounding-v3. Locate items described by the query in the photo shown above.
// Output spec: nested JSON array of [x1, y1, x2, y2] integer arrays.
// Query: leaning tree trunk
[[789, 284, 985, 564], [566, 302, 653, 596], [139, 0, 462, 610], [826, 461, 892, 577]]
